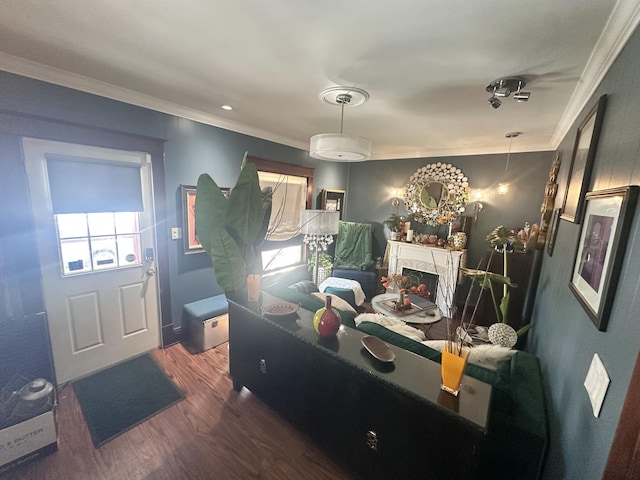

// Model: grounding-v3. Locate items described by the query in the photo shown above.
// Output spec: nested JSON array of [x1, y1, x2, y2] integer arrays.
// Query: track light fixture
[[488, 95, 502, 109], [486, 76, 531, 108]]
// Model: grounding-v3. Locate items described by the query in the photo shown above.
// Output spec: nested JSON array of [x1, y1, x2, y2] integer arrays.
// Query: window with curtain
[[249, 157, 313, 273]]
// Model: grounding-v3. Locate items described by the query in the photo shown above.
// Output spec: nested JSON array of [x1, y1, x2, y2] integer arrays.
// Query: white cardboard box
[[0, 408, 58, 474]]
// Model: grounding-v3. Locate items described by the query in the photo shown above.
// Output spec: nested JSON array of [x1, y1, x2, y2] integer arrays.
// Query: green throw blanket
[[333, 221, 372, 270]]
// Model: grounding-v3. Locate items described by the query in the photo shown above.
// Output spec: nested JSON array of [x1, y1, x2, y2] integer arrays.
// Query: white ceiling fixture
[[309, 87, 372, 162]]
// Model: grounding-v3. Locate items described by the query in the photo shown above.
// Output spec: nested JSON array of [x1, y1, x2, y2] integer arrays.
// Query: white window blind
[[46, 154, 143, 214], [259, 171, 307, 241]]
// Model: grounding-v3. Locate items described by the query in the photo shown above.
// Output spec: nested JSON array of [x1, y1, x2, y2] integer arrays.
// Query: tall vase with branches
[[461, 225, 531, 347]]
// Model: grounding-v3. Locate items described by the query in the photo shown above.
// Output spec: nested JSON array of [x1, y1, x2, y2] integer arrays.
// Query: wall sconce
[[391, 188, 400, 207], [472, 192, 484, 221], [497, 183, 509, 195]]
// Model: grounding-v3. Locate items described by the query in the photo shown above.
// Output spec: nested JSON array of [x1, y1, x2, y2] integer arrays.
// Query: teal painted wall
[[525, 26, 640, 479], [0, 71, 349, 329], [4, 26, 640, 475], [343, 152, 553, 276]]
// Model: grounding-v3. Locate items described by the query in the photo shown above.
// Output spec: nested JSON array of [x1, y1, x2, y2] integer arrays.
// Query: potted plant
[[307, 252, 333, 285], [195, 153, 273, 303], [383, 214, 404, 240]]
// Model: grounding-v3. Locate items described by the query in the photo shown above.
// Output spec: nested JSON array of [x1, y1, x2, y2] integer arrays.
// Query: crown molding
[[0, 52, 307, 151], [551, 0, 640, 148], [2, 0, 639, 161]]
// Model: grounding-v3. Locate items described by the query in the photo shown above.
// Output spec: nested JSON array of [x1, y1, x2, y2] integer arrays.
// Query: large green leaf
[[486, 225, 523, 249], [195, 173, 228, 255], [227, 160, 263, 246], [206, 227, 246, 299], [460, 268, 516, 288]]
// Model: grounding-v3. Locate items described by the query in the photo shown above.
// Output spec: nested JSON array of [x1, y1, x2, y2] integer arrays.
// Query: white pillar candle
[[406, 230, 414, 242]]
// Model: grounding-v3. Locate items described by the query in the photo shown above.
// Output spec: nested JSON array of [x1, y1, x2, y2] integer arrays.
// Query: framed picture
[[181, 184, 229, 255], [569, 186, 638, 331], [546, 208, 561, 257], [321, 189, 346, 219], [561, 94, 607, 223]]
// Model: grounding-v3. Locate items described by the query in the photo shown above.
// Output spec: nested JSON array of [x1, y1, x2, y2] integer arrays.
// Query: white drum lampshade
[[309, 133, 371, 162]]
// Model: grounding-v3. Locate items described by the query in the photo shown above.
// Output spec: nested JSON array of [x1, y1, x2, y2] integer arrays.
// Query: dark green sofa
[[263, 278, 548, 480]]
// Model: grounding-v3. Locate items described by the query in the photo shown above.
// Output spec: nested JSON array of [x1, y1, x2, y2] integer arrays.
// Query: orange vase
[[440, 342, 470, 396], [247, 274, 261, 302]]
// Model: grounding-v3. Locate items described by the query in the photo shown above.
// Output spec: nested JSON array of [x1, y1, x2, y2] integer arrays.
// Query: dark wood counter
[[229, 294, 492, 479]]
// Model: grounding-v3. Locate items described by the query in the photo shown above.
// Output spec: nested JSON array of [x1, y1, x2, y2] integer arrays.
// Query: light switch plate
[[584, 353, 610, 417], [171, 227, 181, 240]]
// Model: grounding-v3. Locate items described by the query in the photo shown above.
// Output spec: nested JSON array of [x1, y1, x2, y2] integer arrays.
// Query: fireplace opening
[[402, 267, 438, 301]]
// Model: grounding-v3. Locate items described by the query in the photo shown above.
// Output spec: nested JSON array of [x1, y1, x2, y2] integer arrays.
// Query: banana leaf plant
[[195, 153, 272, 303]]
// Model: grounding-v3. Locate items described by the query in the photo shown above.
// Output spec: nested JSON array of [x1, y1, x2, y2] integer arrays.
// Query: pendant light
[[310, 86, 372, 162], [497, 132, 521, 195]]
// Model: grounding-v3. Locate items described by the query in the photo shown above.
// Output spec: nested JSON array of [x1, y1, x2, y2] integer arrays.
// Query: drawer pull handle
[[259, 358, 267, 374], [366, 430, 378, 451]]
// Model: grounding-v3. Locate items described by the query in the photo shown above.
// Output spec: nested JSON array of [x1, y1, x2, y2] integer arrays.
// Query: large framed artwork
[[321, 189, 346, 219], [181, 184, 229, 255], [569, 186, 638, 331], [561, 94, 607, 223], [546, 207, 561, 257]]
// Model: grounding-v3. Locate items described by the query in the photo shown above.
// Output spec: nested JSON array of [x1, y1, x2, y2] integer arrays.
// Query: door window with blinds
[[46, 154, 145, 276]]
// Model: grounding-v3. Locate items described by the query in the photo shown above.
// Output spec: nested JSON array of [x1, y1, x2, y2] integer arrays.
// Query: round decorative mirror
[[403, 163, 469, 226]]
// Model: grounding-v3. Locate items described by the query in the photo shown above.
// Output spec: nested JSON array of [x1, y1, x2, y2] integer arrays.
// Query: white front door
[[22, 138, 160, 384]]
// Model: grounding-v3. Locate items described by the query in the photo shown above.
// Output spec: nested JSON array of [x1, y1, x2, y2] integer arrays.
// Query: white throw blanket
[[354, 313, 426, 343], [423, 340, 516, 371]]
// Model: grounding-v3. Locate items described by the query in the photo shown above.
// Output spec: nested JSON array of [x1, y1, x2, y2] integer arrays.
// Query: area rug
[[72, 353, 185, 447]]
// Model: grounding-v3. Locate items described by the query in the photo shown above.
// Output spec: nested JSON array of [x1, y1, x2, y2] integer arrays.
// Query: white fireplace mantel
[[387, 241, 466, 315]]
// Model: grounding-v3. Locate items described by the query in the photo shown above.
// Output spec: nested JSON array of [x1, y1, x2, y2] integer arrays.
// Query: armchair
[[330, 221, 378, 300]]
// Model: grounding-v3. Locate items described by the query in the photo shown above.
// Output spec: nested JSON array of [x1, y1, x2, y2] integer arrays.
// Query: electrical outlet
[[171, 227, 181, 240]]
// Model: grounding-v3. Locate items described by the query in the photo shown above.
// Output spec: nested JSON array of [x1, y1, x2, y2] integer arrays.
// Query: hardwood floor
[[7, 343, 353, 480]]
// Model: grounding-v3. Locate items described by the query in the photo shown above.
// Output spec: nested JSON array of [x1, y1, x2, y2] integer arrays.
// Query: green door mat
[[73, 353, 185, 447]]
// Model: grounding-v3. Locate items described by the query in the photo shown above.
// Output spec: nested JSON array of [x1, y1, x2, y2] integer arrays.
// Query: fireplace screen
[[402, 267, 438, 301]]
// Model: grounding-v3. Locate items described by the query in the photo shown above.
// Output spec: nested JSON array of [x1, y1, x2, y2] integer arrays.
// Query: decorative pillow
[[289, 280, 319, 295], [423, 340, 516, 371], [310, 292, 357, 314]]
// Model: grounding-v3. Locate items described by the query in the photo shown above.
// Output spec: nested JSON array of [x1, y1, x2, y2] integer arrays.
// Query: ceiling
[[2, 1, 640, 160]]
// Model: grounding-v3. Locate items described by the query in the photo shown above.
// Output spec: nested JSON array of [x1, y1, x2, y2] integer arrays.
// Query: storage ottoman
[[184, 295, 229, 352]]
